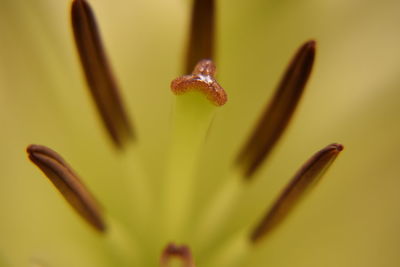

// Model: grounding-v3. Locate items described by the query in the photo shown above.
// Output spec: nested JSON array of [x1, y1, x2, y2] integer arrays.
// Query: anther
[[171, 59, 227, 106], [71, 0, 133, 148], [236, 41, 316, 178], [185, 0, 215, 73], [250, 143, 343, 243], [160, 243, 196, 267], [27, 144, 106, 232]]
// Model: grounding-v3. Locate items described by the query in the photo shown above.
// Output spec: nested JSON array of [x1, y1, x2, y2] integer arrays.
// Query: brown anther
[[27, 144, 106, 232], [160, 243, 196, 267], [171, 59, 227, 106], [250, 143, 343, 243], [185, 0, 215, 73], [72, 0, 133, 148], [236, 40, 316, 178]]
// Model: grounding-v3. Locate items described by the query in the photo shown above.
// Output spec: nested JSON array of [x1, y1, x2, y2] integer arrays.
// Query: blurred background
[[1, 0, 400, 266]]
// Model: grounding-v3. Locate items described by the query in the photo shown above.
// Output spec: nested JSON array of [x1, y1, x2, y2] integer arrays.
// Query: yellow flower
[[1, 0, 400, 266]]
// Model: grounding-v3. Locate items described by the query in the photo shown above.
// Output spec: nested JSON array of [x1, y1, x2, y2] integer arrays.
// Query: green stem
[[191, 171, 244, 258], [163, 93, 216, 240]]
